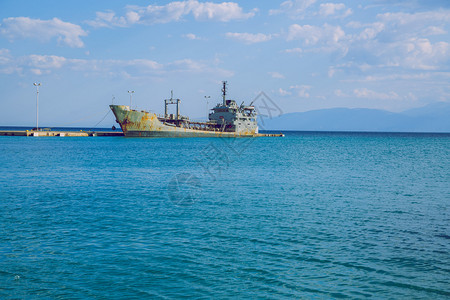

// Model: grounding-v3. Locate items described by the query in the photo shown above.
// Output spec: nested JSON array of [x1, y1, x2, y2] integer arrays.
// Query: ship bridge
[[208, 81, 258, 134]]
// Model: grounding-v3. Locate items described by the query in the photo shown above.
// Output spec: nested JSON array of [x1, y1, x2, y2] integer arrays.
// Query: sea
[[0, 130, 449, 299]]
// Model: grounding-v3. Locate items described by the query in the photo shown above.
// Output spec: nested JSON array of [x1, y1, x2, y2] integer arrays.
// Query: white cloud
[[355, 22, 385, 41], [16, 55, 162, 76], [423, 26, 447, 36], [351, 10, 449, 43], [31, 69, 42, 75], [86, 11, 130, 28], [270, 1, 351, 19], [352, 73, 433, 83], [167, 59, 204, 72], [328, 67, 336, 77], [0, 48, 22, 74], [287, 23, 348, 54], [319, 3, 352, 17], [268, 71, 285, 79], [290, 84, 311, 98], [0, 17, 87, 47], [337, 88, 413, 101], [0, 52, 234, 78], [398, 38, 450, 70], [189, 1, 257, 21], [225, 32, 273, 44], [362, 11, 450, 70], [283, 47, 303, 54], [28, 54, 67, 69], [334, 89, 347, 97], [288, 24, 319, 44], [327, 9, 450, 73], [0, 48, 12, 65], [183, 33, 201, 40], [269, 0, 316, 18], [126, 59, 163, 71], [126, 11, 141, 24], [319, 3, 343, 16], [287, 24, 345, 44], [278, 88, 291, 96], [353, 32, 450, 70], [353, 88, 401, 100], [277, 84, 312, 98], [88, 1, 256, 27], [378, 10, 450, 27]]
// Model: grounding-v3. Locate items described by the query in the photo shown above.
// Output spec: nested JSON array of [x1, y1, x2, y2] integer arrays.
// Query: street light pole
[[33, 82, 41, 130], [128, 90, 135, 108], [204, 96, 210, 120]]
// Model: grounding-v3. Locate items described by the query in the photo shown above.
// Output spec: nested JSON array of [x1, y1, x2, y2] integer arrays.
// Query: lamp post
[[128, 90, 134, 108], [204, 96, 210, 120], [33, 82, 41, 131]]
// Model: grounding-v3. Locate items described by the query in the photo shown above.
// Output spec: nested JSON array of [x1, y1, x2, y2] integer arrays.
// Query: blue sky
[[0, 0, 449, 126]]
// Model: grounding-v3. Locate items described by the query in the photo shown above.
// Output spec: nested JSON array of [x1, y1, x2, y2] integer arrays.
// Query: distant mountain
[[263, 102, 450, 132]]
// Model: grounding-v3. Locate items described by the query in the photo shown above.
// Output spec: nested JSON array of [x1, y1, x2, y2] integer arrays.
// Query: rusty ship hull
[[110, 105, 261, 138]]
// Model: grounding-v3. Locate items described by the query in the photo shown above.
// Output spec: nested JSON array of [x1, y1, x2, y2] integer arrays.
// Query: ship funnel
[[222, 81, 227, 106]]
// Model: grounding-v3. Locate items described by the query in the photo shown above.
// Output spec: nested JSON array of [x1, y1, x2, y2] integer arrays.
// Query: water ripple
[[0, 133, 449, 298]]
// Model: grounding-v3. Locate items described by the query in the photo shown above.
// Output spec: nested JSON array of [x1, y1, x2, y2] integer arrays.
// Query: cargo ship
[[110, 81, 283, 137]]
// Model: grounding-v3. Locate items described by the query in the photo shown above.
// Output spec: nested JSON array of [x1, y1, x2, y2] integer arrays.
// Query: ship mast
[[222, 81, 227, 106], [164, 90, 180, 120]]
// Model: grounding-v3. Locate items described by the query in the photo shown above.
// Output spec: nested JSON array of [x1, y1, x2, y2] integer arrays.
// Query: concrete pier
[[0, 130, 283, 137], [256, 133, 285, 137], [0, 130, 124, 137]]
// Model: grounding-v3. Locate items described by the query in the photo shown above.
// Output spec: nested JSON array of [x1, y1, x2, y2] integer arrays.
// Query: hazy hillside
[[264, 102, 450, 132]]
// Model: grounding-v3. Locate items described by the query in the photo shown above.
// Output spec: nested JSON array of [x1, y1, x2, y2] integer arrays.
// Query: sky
[[0, 0, 449, 126]]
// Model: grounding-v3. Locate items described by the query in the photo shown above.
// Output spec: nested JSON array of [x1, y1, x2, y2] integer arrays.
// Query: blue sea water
[[0, 131, 449, 299]]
